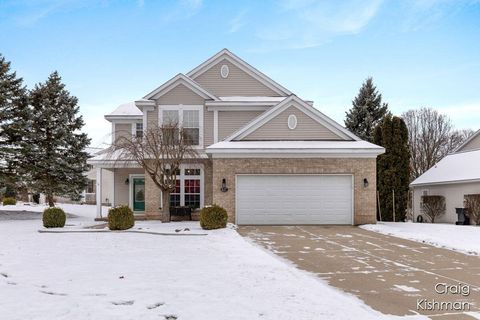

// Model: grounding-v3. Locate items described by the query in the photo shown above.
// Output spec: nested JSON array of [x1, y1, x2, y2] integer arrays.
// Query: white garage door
[[236, 175, 353, 225]]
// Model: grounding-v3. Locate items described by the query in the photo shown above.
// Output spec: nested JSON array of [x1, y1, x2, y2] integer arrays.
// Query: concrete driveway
[[238, 226, 480, 319]]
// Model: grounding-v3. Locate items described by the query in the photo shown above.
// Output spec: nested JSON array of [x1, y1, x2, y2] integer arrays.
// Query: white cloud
[[255, 0, 383, 50], [229, 9, 247, 33]]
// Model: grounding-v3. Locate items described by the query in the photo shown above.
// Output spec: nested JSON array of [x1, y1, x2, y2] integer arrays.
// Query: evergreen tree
[[0, 54, 29, 192], [25, 71, 90, 206], [345, 77, 389, 142], [374, 115, 410, 221]]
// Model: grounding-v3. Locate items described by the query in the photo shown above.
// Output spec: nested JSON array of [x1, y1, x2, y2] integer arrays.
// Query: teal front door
[[132, 177, 145, 212]]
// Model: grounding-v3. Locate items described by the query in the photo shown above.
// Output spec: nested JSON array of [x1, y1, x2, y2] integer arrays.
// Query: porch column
[[96, 167, 102, 218]]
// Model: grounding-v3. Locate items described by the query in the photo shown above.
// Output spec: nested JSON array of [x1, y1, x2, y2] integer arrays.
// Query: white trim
[[159, 164, 205, 210], [111, 122, 115, 144], [225, 95, 360, 141], [143, 74, 218, 100], [186, 49, 292, 96], [410, 178, 480, 187], [158, 105, 204, 149], [96, 167, 102, 218], [234, 174, 354, 226], [210, 152, 381, 159], [206, 105, 271, 111], [287, 114, 297, 130], [129, 174, 145, 213], [454, 129, 480, 153], [205, 101, 281, 107], [143, 110, 148, 132], [213, 110, 219, 143], [105, 115, 143, 122]]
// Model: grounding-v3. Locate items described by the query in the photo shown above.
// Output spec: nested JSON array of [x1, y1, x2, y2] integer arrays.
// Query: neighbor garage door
[[236, 175, 353, 225]]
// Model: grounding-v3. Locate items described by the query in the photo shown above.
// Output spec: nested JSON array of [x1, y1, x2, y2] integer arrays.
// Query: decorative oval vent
[[287, 114, 297, 130], [220, 64, 229, 78]]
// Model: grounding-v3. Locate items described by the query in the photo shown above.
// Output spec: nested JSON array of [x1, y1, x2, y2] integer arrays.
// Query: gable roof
[[410, 149, 480, 186], [143, 73, 218, 101], [186, 49, 291, 97], [225, 95, 360, 141], [455, 129, 480, 153]]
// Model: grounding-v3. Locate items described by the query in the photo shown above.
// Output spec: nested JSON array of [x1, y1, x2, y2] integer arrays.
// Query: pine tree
[[345, 77, 390, 142], [24, 71, 90, 206], [374, 115, 410, 221], [0, 54, 29, 192]]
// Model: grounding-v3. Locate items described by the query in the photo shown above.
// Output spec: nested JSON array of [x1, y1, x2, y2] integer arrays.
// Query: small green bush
[[2, 197, 16, 206], [108, 205, 134, 230], [200, 204, 228, 230], [43, 207, 66, 228]]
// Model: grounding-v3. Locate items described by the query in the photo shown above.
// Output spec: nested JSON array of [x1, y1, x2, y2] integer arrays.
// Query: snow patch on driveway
[[361, 222, 480, 255]]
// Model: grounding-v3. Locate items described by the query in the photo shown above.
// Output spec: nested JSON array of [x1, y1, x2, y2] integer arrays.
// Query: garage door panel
[[236, 175, 353, 225]]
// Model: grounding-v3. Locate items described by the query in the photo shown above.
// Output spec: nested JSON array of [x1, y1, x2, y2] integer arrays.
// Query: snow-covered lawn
[[0, 204, 422, 320], [361, 222, 480, 255]]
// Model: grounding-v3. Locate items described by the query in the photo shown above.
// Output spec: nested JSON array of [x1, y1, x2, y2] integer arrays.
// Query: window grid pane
[[183, 110, 199, 128], [163, 110, 179, 125]]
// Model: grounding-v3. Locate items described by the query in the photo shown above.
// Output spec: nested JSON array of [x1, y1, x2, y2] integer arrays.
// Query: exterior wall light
[[363, 178, 369, 188], [125, 178, 129, 185], [220, 178, 229, 192]]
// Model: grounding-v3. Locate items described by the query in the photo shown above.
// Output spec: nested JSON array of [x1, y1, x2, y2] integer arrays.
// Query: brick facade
[[144, 159, 213, 220], [211, 158, 377, 225]]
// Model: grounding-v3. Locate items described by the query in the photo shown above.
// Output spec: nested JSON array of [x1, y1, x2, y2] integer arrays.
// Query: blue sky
[[1, 0, 479, 147]]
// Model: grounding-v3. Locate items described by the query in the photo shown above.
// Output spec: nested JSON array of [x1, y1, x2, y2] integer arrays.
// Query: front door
[[132, 177, 145, 212]]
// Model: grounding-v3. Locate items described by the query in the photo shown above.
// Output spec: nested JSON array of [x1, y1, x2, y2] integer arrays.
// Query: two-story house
[[88, 49, 385, 225]]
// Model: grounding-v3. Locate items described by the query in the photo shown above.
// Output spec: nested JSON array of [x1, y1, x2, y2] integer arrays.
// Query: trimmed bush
[[108, 205, 134, 230], [2, 197, 16, 206], [43, 207, 66, 228], [200, 204, 228, 230]]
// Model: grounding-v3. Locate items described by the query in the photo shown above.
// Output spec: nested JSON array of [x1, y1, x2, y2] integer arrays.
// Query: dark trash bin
[[455, 208, 470, 225]]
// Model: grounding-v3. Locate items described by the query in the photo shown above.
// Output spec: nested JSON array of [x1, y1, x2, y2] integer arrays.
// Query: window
[[163, 167, 202, 209], [161, 107, 202, 146], [135, 123, 143, 138], [183, 110, 199, 145], [86, 179, 96, 194]]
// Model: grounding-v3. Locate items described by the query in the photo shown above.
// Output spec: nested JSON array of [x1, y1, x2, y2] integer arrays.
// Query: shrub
[[465, 194, 480, 225], [421, 195, 446, 223], [32, 193, 40, 204], [43, 207, 66, 228], [2, 197, 16, 206], [200, 204, 228, 230], [108, 205, 134, 230]]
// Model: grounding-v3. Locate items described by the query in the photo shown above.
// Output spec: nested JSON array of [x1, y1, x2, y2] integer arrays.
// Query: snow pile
[[361, 222, 480, 255], [0, 206, 424, 319]]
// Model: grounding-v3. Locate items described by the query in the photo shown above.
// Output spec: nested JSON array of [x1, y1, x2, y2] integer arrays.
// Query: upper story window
[[135, 123, 143, 138], [160, 106, 203, 147]]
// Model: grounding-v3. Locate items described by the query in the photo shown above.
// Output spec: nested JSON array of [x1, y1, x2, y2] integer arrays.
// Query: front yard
[[0, 204, 416, 320]]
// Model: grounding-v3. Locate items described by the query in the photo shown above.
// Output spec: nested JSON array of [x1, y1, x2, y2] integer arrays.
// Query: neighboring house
[[88, 49, 385, 225], [410, 129, 480, 223], [39, 147, 114, 205]]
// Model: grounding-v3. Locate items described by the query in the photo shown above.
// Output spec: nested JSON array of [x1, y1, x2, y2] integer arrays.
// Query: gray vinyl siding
[[204, 110, 214, 147], [194, 59, 281, 97], [218, 111, 263, 141], [156, 84, 205, 105], [114, 123, 132, 142], [113, 168, 145, 207], [457, 134, 480, 152], [242, 106, 343, 141], [146, 108, 158, 129]]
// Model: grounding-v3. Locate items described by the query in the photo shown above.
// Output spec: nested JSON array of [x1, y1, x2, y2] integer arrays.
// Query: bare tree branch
[[402, 108, 474, 182], [109, 122, 198, 221]]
